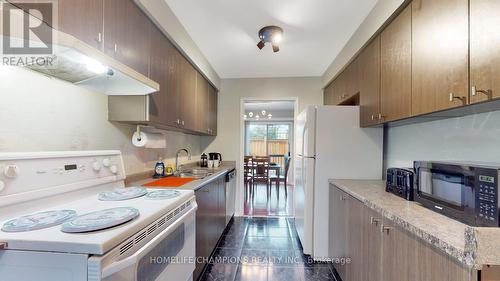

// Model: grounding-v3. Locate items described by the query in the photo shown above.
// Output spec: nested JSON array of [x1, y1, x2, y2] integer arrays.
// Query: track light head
[[257, 26, 283, 53], [272, 43, 280, 53], [257, 40, 265, 50]]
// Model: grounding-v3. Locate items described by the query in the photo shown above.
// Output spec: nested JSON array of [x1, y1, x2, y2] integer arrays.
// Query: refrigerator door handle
[[298, 154, 316, 159]]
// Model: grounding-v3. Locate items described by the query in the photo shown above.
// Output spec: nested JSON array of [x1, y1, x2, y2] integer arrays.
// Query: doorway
[[240, 100, 297, 217]]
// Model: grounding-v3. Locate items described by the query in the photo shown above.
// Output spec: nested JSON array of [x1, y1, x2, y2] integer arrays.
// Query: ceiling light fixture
[[257, 26, 284, 53]]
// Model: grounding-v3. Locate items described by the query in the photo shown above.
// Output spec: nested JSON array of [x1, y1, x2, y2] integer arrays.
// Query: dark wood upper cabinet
[[412, 0, 469, 115], [103, 0, 150, 76], [147, 19, 217, 135], [208, 85, 218, 136], [195, 72, 209, 133], [148, 25, 170, 125], [345, 57, 360, 97], [470, 0, 500, 104], [333, 73, 346, 104], [380, 4, 412, 122], [179, 56, 197, 131], [58, 0, 103, 50], [323, 82, 335, 105], [359, 36, 381, 127]]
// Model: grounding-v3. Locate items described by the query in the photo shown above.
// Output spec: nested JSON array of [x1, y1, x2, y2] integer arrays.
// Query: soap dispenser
[[153, 157, 166, 178]]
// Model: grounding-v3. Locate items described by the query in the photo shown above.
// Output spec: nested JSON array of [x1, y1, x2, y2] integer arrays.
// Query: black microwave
[[414, 161, 500, 227]]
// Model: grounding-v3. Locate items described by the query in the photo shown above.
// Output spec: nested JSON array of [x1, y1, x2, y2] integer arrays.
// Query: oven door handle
[[101, 205, 197, 278]]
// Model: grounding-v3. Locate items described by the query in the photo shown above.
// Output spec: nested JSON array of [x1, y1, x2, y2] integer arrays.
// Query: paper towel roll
[[132, 131, 166, 148]]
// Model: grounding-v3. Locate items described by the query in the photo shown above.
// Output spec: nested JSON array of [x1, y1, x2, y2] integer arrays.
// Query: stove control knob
[[110, 165, 118, 174], [4, 165, 19, 178], [92, 161, 101, 172], [102, 158, 110, 167], [0, 180, 5, 192]]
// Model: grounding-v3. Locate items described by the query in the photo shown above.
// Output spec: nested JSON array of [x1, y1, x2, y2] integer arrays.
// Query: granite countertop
[[128, 161, 236, 191], [329, 179, 500, 270]]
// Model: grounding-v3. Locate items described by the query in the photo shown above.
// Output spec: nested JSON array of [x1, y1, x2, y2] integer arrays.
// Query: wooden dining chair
[[252, 156, 271, 198], [243, 156, 254, 197], [270, 155, 291, 197]]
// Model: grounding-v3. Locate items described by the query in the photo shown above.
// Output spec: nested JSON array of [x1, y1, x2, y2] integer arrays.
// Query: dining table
[[245, 162, 281, 175]]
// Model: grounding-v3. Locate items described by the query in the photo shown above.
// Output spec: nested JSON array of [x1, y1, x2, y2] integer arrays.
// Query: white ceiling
[[164, 0, 378, 78]]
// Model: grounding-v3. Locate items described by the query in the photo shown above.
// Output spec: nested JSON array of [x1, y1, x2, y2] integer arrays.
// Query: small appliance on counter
[[414, 161, 500, 227], [208, 152, 222, 168], [200, 153, 208, 168], [153, 157, 165, 178], [386, 167, 414, 201]]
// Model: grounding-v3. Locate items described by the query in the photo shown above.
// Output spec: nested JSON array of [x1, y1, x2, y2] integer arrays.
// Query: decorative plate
[[145, 190, 181, 200], [98, 187, 147, 201], [61, 207, 139, 233], [2, 210, 77, 232]]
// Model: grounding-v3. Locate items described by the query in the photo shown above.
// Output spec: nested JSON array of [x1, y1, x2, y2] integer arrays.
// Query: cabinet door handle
[[181, 120, 185, 126], [381, 225, 393, 234], [97, 32, 102, 43], [377, 113, 384, 121], [449, 93, 466, 105], [114, 43, 118, 53], [471, 86, 492, 100], [370, 217, 380, 225], [339, 195, 346, 201], [371, 114, 375, 121]]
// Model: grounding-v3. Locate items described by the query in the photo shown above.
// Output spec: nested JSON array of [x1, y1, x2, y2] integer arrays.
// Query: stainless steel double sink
[[175, 168, 214, 179]]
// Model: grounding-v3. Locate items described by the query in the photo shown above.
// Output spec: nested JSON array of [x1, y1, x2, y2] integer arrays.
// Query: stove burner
[[98, 187, 147, 201], [2, 210, 77, 232], [61, 207, 139, 233], [145, 190, 181, 200]]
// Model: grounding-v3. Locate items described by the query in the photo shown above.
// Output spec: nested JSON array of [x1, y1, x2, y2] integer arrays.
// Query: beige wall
[[201, 77, 323, 159], [201, 77, 323, 215], [0, 67, 201, 175], [321, 0, 405, 86]]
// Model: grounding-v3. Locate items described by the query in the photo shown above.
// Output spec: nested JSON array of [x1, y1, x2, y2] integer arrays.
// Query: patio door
[[245, 122, 292, 174]]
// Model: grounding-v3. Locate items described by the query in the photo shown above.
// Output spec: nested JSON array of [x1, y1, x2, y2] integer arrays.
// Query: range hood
[[26, 32, 159, 95], [0, 7, 159, 95]]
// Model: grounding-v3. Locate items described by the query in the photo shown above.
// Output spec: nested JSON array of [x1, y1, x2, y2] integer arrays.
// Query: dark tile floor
[[243, 184, 294, 216], [200, 217, 339, 281]]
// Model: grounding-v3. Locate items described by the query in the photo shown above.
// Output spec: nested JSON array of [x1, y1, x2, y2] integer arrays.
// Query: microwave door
[[431, 173, 463, 207]]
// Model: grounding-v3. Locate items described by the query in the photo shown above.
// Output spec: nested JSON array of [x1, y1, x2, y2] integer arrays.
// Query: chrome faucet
[[175, 148, 192, 173]]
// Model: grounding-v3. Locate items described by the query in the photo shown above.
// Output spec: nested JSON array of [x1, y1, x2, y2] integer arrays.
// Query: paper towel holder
[[135, 125, 143, 142]]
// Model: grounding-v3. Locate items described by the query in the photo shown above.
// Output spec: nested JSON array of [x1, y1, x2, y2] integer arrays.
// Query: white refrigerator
[[294, 106, 383, 260]]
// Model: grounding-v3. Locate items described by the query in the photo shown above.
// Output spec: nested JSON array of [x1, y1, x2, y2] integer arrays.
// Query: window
[[245, 122, 292, 174]]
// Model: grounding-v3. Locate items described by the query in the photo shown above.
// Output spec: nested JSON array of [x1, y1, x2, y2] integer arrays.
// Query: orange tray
[[143, 177, 195, 188]]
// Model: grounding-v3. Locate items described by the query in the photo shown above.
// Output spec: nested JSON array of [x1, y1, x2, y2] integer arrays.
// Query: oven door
[[89, 204, 197, 281], [415, 162, 475, 224]]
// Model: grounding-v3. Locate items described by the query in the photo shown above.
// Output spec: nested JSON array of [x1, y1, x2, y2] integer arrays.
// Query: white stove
[[0, 151, 197, 281]]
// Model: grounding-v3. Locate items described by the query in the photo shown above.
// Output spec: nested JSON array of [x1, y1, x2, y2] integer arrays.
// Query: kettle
[[209, 152, 222, 168], [208, 152, 222, 161], [200, 153, 208, 168]]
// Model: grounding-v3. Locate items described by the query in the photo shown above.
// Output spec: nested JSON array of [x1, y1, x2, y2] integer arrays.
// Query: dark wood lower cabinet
[[330, 185, 477, 281], [194, 175, 227, 280]]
